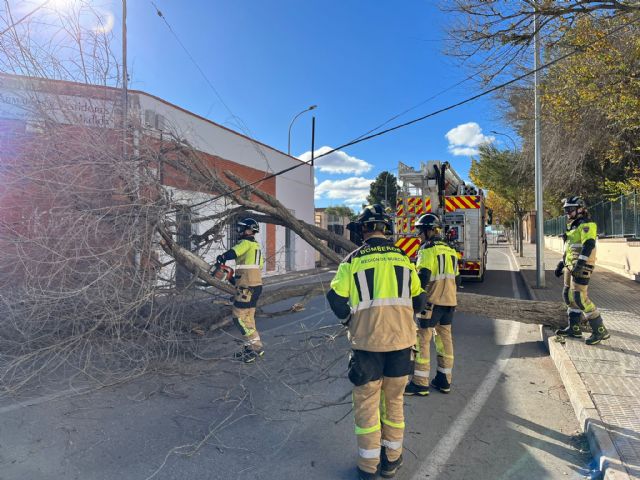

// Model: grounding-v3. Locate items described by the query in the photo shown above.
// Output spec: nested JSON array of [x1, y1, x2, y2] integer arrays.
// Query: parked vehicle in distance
[[497, 234, 507, 243]]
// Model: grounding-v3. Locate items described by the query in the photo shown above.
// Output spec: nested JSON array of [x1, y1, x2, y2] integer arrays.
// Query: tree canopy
[[367, 171, 398, 208], [540, 16, 640, 198], [443, 0, 639, 83], [324, 205, 356, 220], [470, 144, 534, 218]]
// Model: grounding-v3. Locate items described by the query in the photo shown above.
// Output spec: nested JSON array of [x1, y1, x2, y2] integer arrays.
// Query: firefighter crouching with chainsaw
[[405, 213, 459, 396], [215, 218, 265, 363], [554, 196, 610, 345], [326, 204, 426, 479]]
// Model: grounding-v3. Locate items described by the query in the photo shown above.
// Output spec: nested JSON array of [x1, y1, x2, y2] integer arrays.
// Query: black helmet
[[236, 217, 259, 234], [347, 204, 392, 238], [414, 213, 442, 231], [562, 196, 586, 214], [355, 204, 392, 230]]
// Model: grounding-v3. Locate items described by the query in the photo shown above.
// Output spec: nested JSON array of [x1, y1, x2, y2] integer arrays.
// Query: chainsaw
[[211, 263, 235, 284]]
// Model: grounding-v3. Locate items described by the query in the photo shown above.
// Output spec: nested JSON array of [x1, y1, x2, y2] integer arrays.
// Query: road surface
[[0, 245, 594, 479]]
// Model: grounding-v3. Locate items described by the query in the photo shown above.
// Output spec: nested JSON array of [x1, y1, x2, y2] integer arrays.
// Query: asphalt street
[[0, 245, 594, 479]]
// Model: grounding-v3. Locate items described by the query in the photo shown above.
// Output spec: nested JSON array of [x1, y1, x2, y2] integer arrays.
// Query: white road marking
[[411, 246, 522, 479]]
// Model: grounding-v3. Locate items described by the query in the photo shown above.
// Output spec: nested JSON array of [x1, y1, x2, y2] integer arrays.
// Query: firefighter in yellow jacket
[[327, 204, 426, 480], [405, 213, 459, 396], [554, 196, 610, 345], [216, 218, 265, 363]]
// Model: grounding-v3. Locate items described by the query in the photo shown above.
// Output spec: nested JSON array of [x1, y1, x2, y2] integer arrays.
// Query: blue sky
[[49, 0, 516, 208]]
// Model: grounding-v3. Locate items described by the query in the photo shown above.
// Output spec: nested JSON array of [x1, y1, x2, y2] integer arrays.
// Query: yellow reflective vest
[[330, 237, 423, 352], [416, 240, 459, 307], [232, 238, 264, 287], [564, 219, 597, 266]]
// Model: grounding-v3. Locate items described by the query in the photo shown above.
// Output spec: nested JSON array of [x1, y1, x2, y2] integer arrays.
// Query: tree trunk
[[156, 159, 573, 331], [158, 230, 570, 330], [518, 214, 524, 257]]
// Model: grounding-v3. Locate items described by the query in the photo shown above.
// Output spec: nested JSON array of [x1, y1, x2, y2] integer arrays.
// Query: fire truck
[[393, 161, 487, 281]]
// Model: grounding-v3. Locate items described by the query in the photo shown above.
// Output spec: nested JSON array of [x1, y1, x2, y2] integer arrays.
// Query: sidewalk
[[515, 242, 640, 479]]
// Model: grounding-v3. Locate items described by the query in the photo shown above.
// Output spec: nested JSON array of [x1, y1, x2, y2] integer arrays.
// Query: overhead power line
[[149, 1, 274, 174], [180, 14, 639, 211]]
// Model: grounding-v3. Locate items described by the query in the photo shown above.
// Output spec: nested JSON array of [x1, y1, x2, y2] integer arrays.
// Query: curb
[[512, 247, 630, 479], [540, 327, 631, 480]]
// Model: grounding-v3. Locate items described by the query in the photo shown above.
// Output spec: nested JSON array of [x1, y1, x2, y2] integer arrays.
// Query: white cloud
[[449, 146, 481, 156], [315, 176, 374, 208], [445, 122, 495, 156], [298, 146, 373, 174]]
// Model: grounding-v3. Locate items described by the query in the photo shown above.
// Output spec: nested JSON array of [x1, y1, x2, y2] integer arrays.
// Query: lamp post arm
[[287, 106, 316, 155]]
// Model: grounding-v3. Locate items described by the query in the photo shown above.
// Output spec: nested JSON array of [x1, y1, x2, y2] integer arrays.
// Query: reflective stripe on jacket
[[416, 241, 459, 307], [330, 237, 423, 352], [564, 220, 597, 266], [232, 238, 264, 286]]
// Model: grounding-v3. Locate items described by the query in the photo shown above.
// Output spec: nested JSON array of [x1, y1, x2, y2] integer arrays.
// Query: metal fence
[[544, 192, 639, 238]]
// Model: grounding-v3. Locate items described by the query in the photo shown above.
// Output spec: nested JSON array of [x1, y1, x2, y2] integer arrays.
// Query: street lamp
[[490, 130, 518, 152], [534, 11, 545, 288], [288, 105, 317, 155]]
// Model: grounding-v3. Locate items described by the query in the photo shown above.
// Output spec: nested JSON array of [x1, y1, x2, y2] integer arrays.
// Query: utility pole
[[122, 0, 128, 161], [534, 11, 545, 288]]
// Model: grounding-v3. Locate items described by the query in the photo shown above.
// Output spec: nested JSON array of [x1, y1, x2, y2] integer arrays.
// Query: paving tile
[[516, 243, 640, 478]]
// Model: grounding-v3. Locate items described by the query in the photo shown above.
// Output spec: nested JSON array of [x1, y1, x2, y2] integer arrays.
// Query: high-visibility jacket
[[231, 238, 264, 287], [564, 218, 597, 266], [416, 240, 459, 307], [329, 236, 423, 352]]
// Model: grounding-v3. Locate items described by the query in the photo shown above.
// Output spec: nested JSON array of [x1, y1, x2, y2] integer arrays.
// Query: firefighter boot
[[404, 381, 429, 396], [430, 371, 451, 394], [586, 316, 610, 345], [232, 345, 264, 363], [357, 467, 378, 480], [555, 312, 583, 338], [381, 447, 403, 478]]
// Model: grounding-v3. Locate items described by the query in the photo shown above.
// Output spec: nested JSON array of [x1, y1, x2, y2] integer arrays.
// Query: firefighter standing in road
[[326, 204, 426, 480], [554, 196, 610, 345], [216, 218, 265, 363], [405, 213, 459, 396]]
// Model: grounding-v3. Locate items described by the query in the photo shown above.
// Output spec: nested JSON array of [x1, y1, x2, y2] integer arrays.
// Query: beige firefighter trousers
[[353, 376, 407, 473], [231, 285, 263, 350]]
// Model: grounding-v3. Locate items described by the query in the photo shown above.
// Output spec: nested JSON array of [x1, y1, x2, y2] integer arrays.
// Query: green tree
[[367, 171, 398, 208], [470, 145, 534, 255], [324, 205, 356, 220]]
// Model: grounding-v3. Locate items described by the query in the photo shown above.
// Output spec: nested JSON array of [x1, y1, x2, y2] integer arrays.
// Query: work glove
[[215, 255, 225, 266], [561, 233, 567, 243], [554, 261, 565, 278], [571, 259, 589, 280]]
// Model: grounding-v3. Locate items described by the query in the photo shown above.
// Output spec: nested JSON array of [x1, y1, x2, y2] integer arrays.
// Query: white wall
[[135, 92, 315, 274], [545, 236, 640, 282]]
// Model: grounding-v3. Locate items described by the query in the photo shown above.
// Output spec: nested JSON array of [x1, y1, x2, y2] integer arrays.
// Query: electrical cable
[[149, 1, 274, 174], [190, 14, 639, 208]]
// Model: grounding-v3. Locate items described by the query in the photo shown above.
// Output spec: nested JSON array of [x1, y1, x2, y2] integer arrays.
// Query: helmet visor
[[563, 206, 578, 215]]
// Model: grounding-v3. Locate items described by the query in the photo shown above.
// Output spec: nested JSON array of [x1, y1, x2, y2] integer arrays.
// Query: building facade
[[0, 73, 315, 284], [314, 208, 352, 266]]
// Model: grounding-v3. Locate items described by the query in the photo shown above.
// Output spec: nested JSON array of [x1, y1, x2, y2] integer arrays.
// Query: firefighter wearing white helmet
[[327, 204, 426, 479], [216, 217, 265, 362], [405, 213, 460, 396], [554, 196, 610, 345]]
